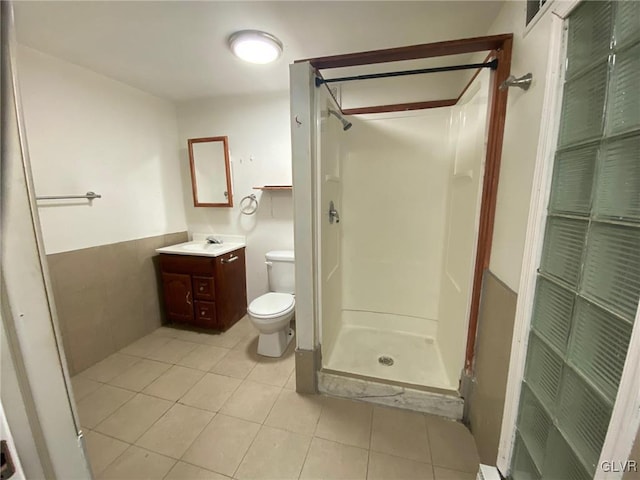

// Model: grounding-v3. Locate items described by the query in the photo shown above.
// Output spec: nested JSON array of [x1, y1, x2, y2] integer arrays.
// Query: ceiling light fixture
[[228, 30, 283, 64]]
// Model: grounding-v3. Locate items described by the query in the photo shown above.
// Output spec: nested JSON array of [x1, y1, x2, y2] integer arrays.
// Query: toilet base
[[257, 327, 294, 357]]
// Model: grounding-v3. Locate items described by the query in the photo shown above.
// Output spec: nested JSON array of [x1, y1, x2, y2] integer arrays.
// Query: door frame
[[496, 1, 640, 477], [294, 33, 514, 375], [1, 2, 92, 477]]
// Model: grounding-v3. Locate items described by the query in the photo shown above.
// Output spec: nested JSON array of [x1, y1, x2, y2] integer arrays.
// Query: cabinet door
[[161, 272, 194, 324], [193, 276, 215, 301], [194, 300, 217, 329], [215, 249, 248, 330]]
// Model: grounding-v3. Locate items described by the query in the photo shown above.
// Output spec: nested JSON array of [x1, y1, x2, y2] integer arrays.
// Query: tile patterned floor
[[73, 316, 480, 479]]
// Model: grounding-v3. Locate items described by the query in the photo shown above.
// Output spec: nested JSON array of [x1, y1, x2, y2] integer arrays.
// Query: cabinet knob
[[199, 286, 204, 291], [201, 311, 206, 316]]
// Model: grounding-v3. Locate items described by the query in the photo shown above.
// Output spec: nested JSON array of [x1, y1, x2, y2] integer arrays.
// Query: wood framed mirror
[[187, 136, 233, 207]]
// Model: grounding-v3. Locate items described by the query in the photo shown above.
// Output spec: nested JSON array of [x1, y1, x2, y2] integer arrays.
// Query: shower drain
[[378, 355, 394, 366]]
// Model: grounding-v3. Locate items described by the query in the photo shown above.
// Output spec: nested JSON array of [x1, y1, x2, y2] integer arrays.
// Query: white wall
[[487, 2, 556, 291], [341, 109, 453, 333], [17, 46, 187, 254], [176, 92, 294, 302]]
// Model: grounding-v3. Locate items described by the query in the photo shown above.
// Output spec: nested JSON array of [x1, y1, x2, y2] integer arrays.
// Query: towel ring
[[240, 194, 259, 215]]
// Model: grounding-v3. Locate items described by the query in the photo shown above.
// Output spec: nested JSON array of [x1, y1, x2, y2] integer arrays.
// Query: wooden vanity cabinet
[[159, 248, 247, 331]]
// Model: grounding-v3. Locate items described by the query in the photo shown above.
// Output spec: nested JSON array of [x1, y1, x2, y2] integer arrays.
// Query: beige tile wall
[[466, 270, 517, 465], [48, 232, 188, 376]]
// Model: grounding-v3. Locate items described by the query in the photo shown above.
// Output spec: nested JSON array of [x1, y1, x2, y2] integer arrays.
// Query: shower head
[[328, 108, 353, 131]]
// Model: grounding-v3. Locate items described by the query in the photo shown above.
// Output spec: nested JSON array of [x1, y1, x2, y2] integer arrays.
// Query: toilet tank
[[266, 250, 295, 294]]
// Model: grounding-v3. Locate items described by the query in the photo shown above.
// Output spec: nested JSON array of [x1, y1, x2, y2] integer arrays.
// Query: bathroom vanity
[[156, 237, 247, 331]]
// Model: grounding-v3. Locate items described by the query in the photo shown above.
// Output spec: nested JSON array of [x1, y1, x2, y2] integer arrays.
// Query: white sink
[[181, 243, 225, 252], [156, 240, 245, 258]]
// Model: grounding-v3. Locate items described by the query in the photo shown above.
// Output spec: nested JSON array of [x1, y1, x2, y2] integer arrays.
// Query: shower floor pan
[[324, 324, 457, 391]]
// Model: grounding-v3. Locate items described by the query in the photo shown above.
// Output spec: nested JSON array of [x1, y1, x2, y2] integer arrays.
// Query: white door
[[1, 2, 92, 476]]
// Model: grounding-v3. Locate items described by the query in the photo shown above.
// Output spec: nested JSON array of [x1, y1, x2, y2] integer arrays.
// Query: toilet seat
[[248, 292, 295, 319]]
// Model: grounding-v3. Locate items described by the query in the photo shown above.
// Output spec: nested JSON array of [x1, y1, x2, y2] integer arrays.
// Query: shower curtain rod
[[315, 58, 498, 86]]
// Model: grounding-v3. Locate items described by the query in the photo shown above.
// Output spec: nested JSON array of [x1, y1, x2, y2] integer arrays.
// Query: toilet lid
[[248, 292, 295, 317]]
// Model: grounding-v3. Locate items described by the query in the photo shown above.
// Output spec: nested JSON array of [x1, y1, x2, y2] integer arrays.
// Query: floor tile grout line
[[226, 381, 286, 479], [181, 412, 270, 479], [170, 455, 229, 479], [313, 398, 373, 450], [144, 339, 201, 365], [311, 432, 372, 451], [230, 419, 262, 478], [174, 410, 219, 466], [93, 394, 173, 446], [257, 382, 283, 424], [95, 442, 178, 477], [297, 429, 316, 480], [87, 427, 134, 446], [81, 356, 143, 384], [175, 345, 232, 372], [369, 448, 437, 466], [82, 430, 133, 477], [87, 387, 137, 431], [105, 364, 174, 393], [310, 395, 327, 439], [131, 444, 179, 475], [127, 398, 189, 450], [425, 415, 438, 480], [142, 363, 207, 403], [92, 440, 134, 477], [365, 405, 374, 479]]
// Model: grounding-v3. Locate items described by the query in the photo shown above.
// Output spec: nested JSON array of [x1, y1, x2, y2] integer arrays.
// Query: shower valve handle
[[329, 201, 340, 224]]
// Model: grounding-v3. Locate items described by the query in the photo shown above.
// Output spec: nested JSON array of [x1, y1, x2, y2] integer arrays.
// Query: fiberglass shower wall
[[317, 85, 345, 364], [320, 69, 490, 391], [438, 68, 491, 385], [341, 109, 451, 334]]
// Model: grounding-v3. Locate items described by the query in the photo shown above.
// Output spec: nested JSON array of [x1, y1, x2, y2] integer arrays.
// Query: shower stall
[[290, 35, 511, 415], [320, 73, 490, 392]]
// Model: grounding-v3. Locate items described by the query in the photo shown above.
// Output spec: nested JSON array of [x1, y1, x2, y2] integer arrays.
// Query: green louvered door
[[511, 2, 640, 479]]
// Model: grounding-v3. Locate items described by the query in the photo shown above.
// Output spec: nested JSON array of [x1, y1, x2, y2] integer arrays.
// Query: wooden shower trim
[[297, 33, 512, 69], [300, 33, 514, 375], [465, 37, 512, 374], [341, 99, 457, 115]]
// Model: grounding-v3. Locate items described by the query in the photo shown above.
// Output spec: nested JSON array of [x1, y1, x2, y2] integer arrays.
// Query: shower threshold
[[317, 369, 464, 420]]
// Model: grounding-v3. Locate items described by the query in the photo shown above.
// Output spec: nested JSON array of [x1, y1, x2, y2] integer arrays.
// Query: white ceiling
[[14, 1, 505, 103]]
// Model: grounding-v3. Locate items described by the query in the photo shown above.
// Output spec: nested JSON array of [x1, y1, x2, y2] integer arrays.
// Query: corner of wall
[[466, 270, 517, 465]]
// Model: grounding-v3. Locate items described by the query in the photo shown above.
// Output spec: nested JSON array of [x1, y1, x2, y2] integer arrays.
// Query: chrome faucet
[[206, 236, 223, 244]]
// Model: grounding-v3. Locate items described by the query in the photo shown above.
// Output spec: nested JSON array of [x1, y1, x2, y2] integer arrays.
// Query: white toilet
[[248, 250, 295, 357]]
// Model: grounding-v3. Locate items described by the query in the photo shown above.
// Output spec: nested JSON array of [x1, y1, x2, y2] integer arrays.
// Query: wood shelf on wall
[[252, 185, 293, 191]]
